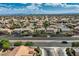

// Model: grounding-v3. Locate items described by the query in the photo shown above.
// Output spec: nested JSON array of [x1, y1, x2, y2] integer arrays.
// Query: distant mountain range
[[0, 13, 79, 16]]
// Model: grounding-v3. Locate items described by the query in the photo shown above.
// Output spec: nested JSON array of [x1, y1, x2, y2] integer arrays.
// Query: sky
[[0, 3, 79, 15]]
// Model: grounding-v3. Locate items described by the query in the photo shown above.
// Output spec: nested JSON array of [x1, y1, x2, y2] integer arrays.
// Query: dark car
[[61, 41, 68, 44]]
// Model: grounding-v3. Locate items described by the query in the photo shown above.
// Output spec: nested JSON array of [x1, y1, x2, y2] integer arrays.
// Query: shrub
[[33, 30, 47, 37], [64, 32, 73, 36], [72, 42, 79, 47], [14, 41, 23, 46], [21, 31, 31, 36], [24, 42, 34, 46]]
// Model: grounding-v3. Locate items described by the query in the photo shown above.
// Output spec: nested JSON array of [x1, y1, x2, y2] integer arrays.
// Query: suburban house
[[36, 20, 43, 28]]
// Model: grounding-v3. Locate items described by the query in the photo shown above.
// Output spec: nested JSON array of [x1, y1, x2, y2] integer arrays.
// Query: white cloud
[[44, 3, 65, 7], [26, 3, 42, 13], [45, 3, 61, 6], [65, 4, 79, 8], [26, 4, 38, 10], [44, 3, 79, 8]]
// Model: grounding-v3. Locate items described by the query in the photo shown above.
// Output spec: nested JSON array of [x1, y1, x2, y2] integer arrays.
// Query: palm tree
[[33, 23, 37, 32], [43, 21, 50, 32]]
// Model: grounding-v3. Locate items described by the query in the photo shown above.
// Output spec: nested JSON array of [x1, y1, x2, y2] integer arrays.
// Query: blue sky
[[0, 3, 79, 15]]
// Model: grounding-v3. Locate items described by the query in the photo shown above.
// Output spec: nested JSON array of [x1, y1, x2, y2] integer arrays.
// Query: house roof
[[8, 46, 35, 56]]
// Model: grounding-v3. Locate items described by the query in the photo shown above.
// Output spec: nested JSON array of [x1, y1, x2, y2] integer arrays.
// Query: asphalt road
[[9, 39, 79, 47], [33, 42, 71, 47], [0, 36, 79, 40], [9, 39, 72, 47], [0, 36, 79, 47]]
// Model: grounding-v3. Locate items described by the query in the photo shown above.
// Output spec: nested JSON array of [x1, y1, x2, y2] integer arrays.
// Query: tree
[[66, 24, 74, 29], [2, 42, 10, 49], [0, 38, 10, 49], [0, 39, 9, 44], [34, 46, 42, 56], [33, 30, 46, 37], [14, 41, 23, 46], [21, 31, 31, 36], [24, 42, 34, 46], [66, 48, 76, 56], [43, 21, 50, 31]]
